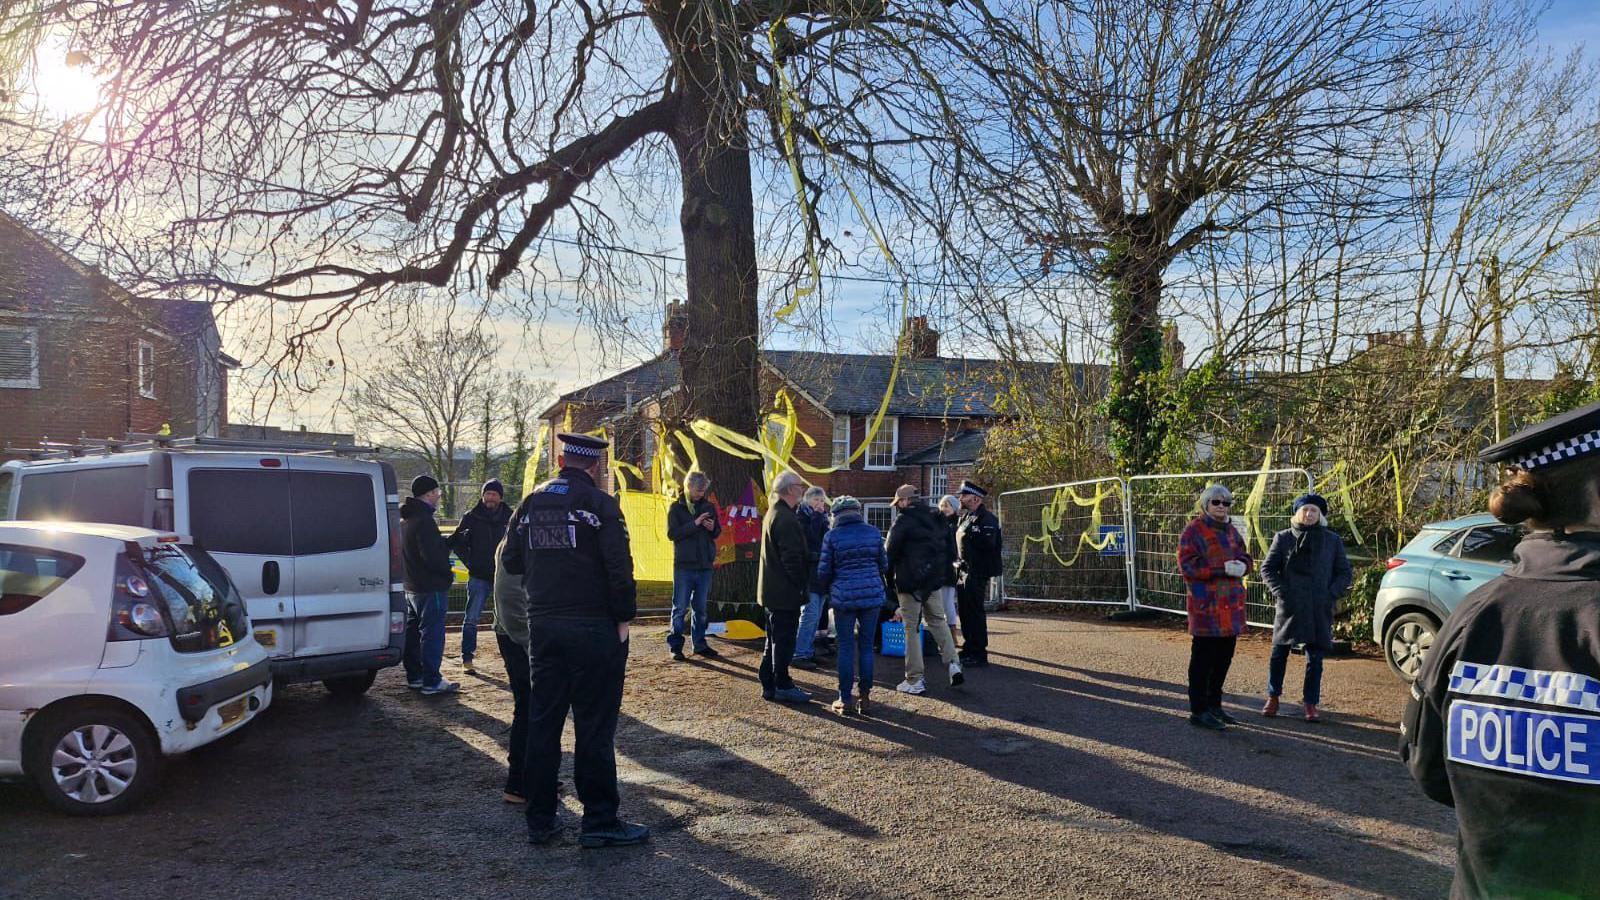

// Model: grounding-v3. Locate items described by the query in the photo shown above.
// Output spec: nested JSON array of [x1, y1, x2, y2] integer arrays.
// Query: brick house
[[542, 304, 1071, 532], [0, 212, 238, 457]]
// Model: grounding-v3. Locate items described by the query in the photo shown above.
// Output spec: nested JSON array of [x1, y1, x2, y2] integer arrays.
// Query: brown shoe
[[503, 791, 527, 804], [1261, 697, 1279, 717], [1304, 703, 1321, 723]]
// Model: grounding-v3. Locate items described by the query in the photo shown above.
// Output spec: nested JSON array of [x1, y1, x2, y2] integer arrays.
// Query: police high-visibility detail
[[1403, 398, 1600, 899]]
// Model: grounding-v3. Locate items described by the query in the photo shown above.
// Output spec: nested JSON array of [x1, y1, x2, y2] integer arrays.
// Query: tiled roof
[[545, 350, 1083, 420], [897, 428, 989, 465]]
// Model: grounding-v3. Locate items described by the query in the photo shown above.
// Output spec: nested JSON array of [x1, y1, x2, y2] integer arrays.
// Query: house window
[[865, 416, 898, 470], [864, 502, 894, 533], [0, 326, 39, 389], [831, 415, 850, 467], [930, 465, 950, 497], [137, 340, 156, 399]]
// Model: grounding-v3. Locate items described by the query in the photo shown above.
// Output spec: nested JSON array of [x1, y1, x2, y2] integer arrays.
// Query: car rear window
[[187, 469, 292, 556], [15, 467, 148, 526], [0, 543, 86, 615], [136, 544, 250, 653], [290, 472, 377, 554], [1458, 525, 1524, 565]]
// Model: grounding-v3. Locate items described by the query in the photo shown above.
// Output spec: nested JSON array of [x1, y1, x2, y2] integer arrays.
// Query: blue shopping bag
[[879, 620, 924, 657]]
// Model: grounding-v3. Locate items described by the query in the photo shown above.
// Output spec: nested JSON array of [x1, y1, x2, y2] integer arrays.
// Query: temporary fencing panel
[[1126, 468, 1312, 627], [998, 477, 1134, 608]]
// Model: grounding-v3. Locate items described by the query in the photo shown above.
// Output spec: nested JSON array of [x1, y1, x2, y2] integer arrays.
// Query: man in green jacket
[[758, 471, 811, 703]]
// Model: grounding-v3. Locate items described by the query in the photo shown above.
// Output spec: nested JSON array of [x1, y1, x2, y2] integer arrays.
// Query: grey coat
[[1260, 524, 1353, 649]]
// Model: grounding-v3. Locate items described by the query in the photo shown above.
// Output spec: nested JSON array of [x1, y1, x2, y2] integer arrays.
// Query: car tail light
[[109, 557, 170, 642], [121, 602, 168, 636], [1386, 557, 1406, 570], [390, 611, 405, 634]]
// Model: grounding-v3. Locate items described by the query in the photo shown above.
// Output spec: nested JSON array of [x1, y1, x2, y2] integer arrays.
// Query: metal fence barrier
[[1127, 468, 1313, 627], [999, 478, 1132, 608]]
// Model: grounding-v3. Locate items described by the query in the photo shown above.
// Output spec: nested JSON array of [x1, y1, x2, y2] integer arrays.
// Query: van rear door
[[173, 457, 297, 658], [285, 457, 389, 657]]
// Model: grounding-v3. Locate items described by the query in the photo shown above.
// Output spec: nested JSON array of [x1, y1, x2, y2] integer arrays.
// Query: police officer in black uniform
[[500, 432, 648, 848], [1403, 399, 1600, 897], [955, 480, 1002, 667]]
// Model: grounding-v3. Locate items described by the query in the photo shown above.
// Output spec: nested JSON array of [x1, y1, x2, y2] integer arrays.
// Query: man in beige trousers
[[884, 485, 963, 694]]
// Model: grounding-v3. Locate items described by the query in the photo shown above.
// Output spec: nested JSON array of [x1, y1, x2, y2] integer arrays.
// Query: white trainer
[[949, 660, 965, 686], [896, 678, 927, 695]]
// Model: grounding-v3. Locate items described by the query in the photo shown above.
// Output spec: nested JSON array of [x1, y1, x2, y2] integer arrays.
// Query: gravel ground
[[0, 612, 1456, 899]]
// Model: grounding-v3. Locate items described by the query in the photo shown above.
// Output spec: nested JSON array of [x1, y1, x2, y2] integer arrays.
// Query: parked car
[[0, 522, 273, 815], [1374, 513, 1525, 681], [0, 443, 405, 695]]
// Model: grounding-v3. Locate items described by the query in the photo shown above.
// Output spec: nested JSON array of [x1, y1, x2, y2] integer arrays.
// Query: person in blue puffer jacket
[[816, 496, 889, 716]]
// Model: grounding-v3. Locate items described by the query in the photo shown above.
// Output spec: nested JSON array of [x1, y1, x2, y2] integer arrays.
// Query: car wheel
[[25, 705, 161, 816], [323, 669, 378, 697], [1385, 611, 1439, 683]]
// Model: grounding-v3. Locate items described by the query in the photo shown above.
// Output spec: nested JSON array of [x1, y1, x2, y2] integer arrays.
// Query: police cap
[[557, 432, 609, 459], [1480, 398, 1600, 471]]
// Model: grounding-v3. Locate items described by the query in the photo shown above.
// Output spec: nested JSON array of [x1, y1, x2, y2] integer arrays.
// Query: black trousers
[[760, 608, 800, 692], [525, 618, 628, 833], [1188, 635, 1238, 714], [957, 574, 991, 658], [495, 632, 530, 797]]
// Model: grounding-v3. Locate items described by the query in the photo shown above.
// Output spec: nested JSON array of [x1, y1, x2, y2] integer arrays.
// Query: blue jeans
[[1267, 643, 1325, 706], [795, 591, 825, 659], [834, 607, 881, 702], [462, 577, 492, 662], [668, 567, 714, 653], [402, 590, 449, 688]]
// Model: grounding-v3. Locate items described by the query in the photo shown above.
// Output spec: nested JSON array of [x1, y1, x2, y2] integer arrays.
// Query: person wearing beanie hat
[[816, 494, 889, 715], [400, 473, 459, 695], [447, 479, 512, 673], [1259, 492, 1351, 722], [886, 485, 963, 696]]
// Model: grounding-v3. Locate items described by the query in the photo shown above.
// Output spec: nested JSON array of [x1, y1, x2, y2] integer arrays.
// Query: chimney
[[663, 300, 688, 352], [899, 316, 940, 359], [1161, 322, 1185, 371]]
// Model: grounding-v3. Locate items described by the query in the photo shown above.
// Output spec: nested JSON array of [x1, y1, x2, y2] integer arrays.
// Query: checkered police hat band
[[562, 443, 603, 458], [1511, 426, 1600, 470]]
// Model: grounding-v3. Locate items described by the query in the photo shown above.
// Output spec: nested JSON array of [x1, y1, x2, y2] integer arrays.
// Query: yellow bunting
[[521, 421, 546, 499]]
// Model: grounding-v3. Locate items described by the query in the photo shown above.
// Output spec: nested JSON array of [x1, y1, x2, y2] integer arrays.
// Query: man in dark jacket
[[448, 479, 511, 674], [792, 485, 831, 670], [401, 474, 459, 695], [665, 470, 721, 661], [758, 471, 812, 703], [500, 432, 647, 848], [886, 485, 963, 694], [955, 480, 1002, 667]]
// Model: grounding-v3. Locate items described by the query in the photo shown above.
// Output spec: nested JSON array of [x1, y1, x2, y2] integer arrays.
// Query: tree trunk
[[668, 38, 764, 614], [1104, 241, 1167, 474]]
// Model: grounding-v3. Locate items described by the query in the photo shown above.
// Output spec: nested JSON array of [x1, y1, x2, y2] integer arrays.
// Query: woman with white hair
[[1259, 493, 1352, 722], [1177, 483, 1254, 731], [937, 494, 961, 639], [792, 485, 832, 669]]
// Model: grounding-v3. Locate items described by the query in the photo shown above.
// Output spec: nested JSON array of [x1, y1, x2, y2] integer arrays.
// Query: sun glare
[[20, 37, 104, 121]]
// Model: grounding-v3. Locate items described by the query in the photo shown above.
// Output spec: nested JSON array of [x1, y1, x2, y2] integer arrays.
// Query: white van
[[0, 439, 405, 695], [0, 522, 273, 815]]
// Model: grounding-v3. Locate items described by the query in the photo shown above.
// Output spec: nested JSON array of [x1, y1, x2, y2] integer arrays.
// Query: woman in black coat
[[1259, 493, 1352, 722]]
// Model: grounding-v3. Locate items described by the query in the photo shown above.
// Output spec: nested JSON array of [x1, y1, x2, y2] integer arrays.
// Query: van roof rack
[[6, 433, 378, 462]]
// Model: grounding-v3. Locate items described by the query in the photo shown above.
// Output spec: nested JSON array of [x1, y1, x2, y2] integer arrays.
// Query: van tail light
[[1386, 557, 1407, 570]]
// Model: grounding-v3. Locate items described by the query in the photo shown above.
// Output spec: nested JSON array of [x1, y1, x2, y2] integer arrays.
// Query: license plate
[[254, 629, 276, 648], [217, 696, 248, 729]]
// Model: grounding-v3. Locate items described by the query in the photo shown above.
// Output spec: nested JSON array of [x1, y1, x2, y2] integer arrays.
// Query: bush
[[1335, 562, 1386, 645]]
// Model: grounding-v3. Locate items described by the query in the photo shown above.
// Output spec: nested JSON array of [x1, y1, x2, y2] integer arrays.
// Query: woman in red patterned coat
[[1178, 484, 1255, 731]]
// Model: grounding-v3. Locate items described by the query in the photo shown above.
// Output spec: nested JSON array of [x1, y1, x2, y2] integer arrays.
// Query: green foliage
[[1535, 362, 1600, 420], [1335, 562, 1387, 645]]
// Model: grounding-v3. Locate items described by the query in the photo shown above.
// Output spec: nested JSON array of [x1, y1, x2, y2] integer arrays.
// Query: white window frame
[[929, 464, 950, 497], [0, 326, 40, 389], [137, 339, 156, 399], [864, 416, 898, 471], [864, 502, 894, 533], [831, 414, 851, 467]]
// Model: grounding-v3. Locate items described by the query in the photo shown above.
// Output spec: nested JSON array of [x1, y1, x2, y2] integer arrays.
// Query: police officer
[[1403, 399, 1600, 897], [955, 480, 1002, 667], [500, 432, 648, 848]]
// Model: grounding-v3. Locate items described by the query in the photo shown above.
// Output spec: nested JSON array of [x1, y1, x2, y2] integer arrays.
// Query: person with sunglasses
[[1178, 484, 1254, 731]]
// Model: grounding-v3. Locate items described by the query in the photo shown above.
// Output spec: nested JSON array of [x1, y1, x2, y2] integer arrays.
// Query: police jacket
[[400, 496, 454, 593], [956, 503, 1003, 579], [448, 500, 512, 581], [1402, 530, 1600, 899], [758, 498, 809, 612], [666, 494, 721, 571], [886, 503, 951, 596], [499, 467, 637, 623]]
